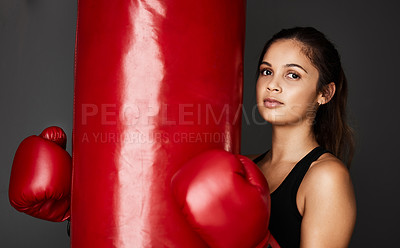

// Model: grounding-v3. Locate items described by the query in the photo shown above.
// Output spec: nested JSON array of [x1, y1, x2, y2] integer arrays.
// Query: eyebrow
[[286, 63, 308, 73], [260, 61, 308, 74], [260, 61, 272, 67]]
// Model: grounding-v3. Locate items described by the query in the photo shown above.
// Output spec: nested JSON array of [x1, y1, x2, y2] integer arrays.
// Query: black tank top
[[253, 146, 329, 248]]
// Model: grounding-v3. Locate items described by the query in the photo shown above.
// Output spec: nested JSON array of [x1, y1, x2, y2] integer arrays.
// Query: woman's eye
[[287, 72, 300, 79], [260, 69, 272, 76]]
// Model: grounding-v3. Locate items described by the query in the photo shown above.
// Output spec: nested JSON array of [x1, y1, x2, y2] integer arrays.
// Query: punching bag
[[72, 0, 246, 247]]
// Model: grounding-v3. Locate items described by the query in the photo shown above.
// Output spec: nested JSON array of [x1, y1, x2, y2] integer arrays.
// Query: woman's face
[[256, 39, 321, 126]]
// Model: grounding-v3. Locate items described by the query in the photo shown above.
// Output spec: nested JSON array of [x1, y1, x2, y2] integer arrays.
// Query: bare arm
[[300, 158, 356, 248]]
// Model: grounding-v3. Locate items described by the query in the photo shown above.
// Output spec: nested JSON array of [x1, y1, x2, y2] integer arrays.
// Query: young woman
[[250, 27, 356, 247]]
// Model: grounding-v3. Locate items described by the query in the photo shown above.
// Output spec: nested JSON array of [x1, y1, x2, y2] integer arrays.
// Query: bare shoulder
[[299, 153, 356, 247], [308, 153, 350, 180], [301, 152, 355, 203]]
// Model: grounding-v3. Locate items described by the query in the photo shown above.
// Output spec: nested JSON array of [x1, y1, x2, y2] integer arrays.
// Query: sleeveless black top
[[253, 146, 329, 248]]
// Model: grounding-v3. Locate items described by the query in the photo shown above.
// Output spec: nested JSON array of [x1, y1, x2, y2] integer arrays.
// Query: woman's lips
[[264, 98, 283, 108]]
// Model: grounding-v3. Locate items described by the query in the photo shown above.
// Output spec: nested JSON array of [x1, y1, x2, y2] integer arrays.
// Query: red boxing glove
[[9, 126, 72, 222], [171, 149, 280, 248]]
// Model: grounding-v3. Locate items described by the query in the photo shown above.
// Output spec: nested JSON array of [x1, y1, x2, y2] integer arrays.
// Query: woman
[[250, 27, 356, 247]]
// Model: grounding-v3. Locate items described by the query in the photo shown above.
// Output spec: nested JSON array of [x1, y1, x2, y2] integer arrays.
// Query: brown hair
[[258, 27, 355, 167]]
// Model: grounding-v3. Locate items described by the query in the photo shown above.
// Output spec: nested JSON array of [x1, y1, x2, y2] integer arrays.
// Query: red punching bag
[[72, 0, 246, 247]]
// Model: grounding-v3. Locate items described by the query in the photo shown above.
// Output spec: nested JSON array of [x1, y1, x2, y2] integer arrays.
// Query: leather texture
[[72, 0, 246, 247], [171, 149, 278, 248], [9, 126, 72, 222]]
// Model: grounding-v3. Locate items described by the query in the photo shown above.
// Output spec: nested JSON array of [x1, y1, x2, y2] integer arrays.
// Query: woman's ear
[[318, 82, 336, 105]]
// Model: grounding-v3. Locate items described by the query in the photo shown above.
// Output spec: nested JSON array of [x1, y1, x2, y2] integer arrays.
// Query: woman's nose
[[266, 77, 281, 92]]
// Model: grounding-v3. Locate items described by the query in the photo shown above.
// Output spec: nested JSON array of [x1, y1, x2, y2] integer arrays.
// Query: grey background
[[1, 0, 398, 247]]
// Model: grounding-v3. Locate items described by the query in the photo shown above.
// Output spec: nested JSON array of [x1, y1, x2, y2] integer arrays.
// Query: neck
[[269, 123, 319, 163]]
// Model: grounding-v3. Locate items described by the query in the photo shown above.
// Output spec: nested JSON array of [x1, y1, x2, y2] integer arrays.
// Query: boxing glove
[[9, 126, 72, 222], [171, 149, 280, 248]]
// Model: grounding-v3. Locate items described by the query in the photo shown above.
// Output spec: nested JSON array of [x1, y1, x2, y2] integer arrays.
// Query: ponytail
[[314, 68, 355, 167]]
